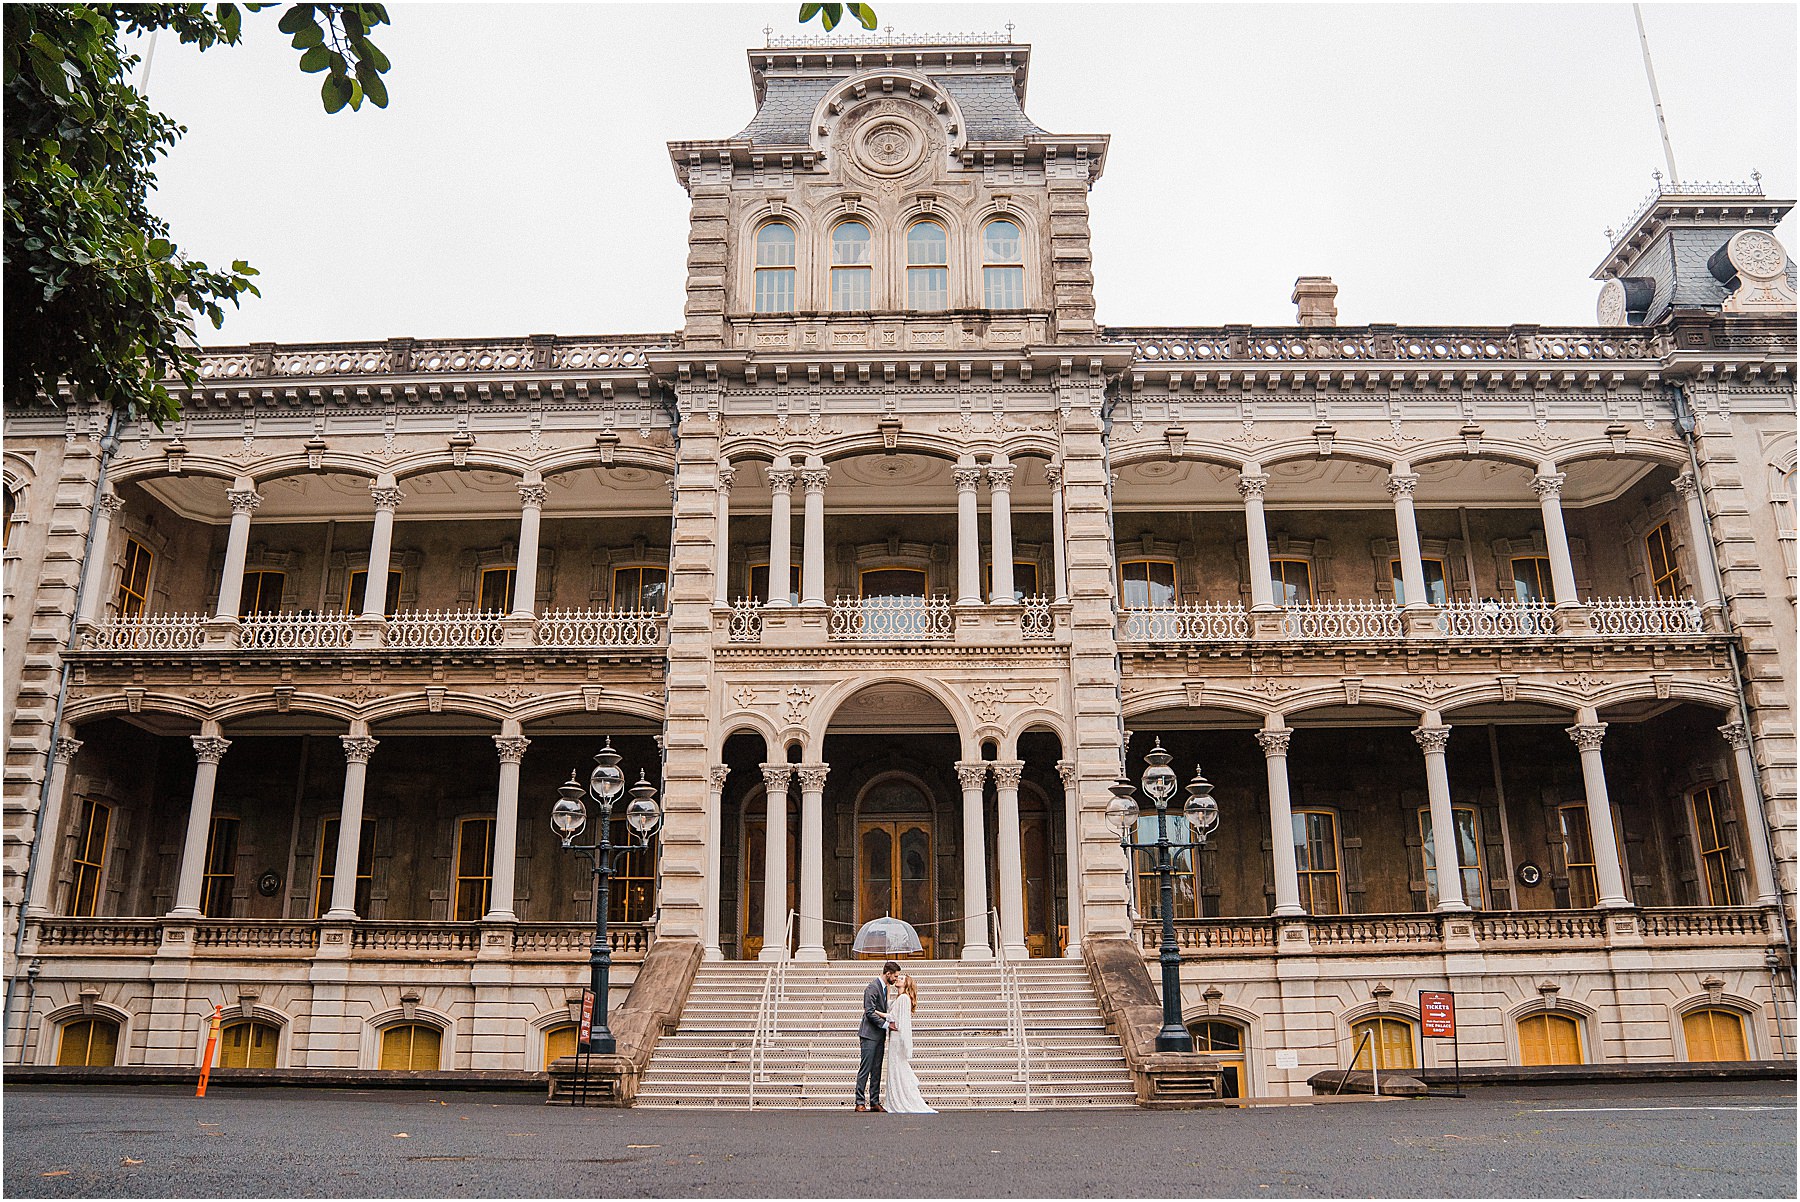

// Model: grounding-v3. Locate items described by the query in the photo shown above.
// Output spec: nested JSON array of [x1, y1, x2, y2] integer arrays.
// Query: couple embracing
[[854, 960, 935, 1114]]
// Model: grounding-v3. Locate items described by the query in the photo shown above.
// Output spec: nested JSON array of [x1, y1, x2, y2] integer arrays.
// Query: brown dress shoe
[[869, 1103, 885, 1113], [855, 1104, 868, 1112]]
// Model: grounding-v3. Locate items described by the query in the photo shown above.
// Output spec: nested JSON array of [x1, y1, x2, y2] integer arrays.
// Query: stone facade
[[2, 35, 1794, 1094]]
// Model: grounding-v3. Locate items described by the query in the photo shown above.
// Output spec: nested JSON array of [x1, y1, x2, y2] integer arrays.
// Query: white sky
[[139, 1, 1797, 345]]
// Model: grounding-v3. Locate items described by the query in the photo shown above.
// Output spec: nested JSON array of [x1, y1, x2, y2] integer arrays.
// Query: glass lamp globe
[[589, 738, 625, 811], [1140, 738, 1177, 810], [1106, 780, 1140, 832], [625, 773, 663, 836], [551, 775, 588, 840], [1184, 770, 1220, 838]]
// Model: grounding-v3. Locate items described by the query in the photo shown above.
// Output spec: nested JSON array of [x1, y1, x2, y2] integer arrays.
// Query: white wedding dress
[[882, 992, 937, 1114]]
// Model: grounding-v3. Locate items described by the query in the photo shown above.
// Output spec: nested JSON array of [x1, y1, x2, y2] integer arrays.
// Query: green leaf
[[799, 2, 823, 20], [276, 4, 315, 34], [298, 44, 329, 72], [849, 3, 878, 30], [148, 237, 172, 258], [821, 4, 840, 31], [321, 72, 348, 113], [360, 39, 390, 72], [290, 21, 323, 49], [341, 7, 363, 35], [362, 72, 387, 107], [217, 5, 242, 42]]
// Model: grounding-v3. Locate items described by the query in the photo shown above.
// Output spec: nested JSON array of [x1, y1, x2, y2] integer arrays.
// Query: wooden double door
[[858, 818, 935, 958]]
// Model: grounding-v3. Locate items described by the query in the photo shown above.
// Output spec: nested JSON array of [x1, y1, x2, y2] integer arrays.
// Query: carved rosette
[[1530, 473, 1566, 501], [1412, 726, 1451, 755], [760, 763, 794, 791], [370, 485, 406, 511], [53, 736, 84, 765], [799, 467, 830, 495], [766, 468, 796, 497], [991, 760, 1025, 790], [226, 489, 263, 515], [1671, 471, 1700, 501], [1254, 729, 1292, 758], [517, 484, 548, 509], [191, 735, 232, 764], [1718, 722, 1751, 751], [953, 467, 984, 494], [954, 760, 991, 791], [492, 735, 530, 764], [1565, 723, 1607, 753], [796, 763, 831, 793], [1236, 473, 1268, 501], [341, 735, 381, 764], [1386, 473, 1419, 500]]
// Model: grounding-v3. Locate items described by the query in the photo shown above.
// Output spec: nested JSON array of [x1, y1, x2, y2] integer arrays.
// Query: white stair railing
[[992, 908, 1033, 1109], [746, 909, 796, 1108]]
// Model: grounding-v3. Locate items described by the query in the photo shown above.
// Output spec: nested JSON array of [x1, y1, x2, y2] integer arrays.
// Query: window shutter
[[1402, 789, 1427, 910], [1479, 798, 1509, 910], [1339, 805, 1366, 913], [1541, 792, 1572, 909]]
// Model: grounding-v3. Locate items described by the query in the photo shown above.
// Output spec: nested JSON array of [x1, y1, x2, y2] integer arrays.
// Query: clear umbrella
[[852, 915, 923, 955]]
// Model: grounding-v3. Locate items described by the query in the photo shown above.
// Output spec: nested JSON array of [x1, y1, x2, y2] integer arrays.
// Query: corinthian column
[[993, 760, 1029, 958], [1413, 720, 1469, 911], [714, 464, 735, 607], [26, 736, 83, 917], [1256, 726, 1303, 916], [987, 458, 1016, 603], [795, 762, 830, 960], [1046, 463, 1069, 603], [361, 482, 405, 619], [1719, 721, 1781, 906], [169, 728, 231, 919], [758, 764, 793, 959], [800, 460, 829, 608], [955, 458, 984, 605], [325, 731, 379, 920], [1239, 471, 1274, 610], [485, 730, 529, 922], [1673, 472, 1725, 619], [1567, 710, 1631, 908], [765, 459, 794, 608], [76, 494, 125, 627], [704, 765, 729, 959], [510, 480, 546, 618], [214, 483, 262, 620], [1531, 470, 1580, 608], [1388, 470, 1429, 608], [956, 760, 993, 959]]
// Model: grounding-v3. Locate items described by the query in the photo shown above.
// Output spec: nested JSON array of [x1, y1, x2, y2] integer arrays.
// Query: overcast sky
[[139, 2, 1796, 346]]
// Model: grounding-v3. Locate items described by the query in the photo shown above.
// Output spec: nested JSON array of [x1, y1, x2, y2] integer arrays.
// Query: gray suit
[[855, 976, 889, 1106]]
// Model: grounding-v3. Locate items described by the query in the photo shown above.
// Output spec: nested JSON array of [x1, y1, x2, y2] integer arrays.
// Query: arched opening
[[219, 1019, 281, 1068]]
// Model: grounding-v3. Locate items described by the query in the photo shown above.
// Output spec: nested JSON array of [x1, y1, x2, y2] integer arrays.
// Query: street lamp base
[[584, 1035, 617, 1055], [1155, 1028, 1195, 1054]]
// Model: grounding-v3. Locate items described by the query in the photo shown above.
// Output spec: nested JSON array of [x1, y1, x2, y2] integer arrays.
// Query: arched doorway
[[855, 774, 938, 958]]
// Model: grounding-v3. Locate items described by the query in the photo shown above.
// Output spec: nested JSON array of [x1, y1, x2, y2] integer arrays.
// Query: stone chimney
[[1292, 276, 1339, 327]]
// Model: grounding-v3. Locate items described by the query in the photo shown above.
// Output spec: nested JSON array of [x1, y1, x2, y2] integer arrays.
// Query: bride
[[883, 974, 937, 1114]]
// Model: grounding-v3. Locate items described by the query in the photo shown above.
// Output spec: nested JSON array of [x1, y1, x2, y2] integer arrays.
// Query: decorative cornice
[[1566, 722, 1607, 752], [191, 735, 232, 764], [341, 735, 381, 764]]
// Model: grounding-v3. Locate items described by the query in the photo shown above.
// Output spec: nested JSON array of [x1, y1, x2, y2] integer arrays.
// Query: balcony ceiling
[[731, 452, 1055, 513]]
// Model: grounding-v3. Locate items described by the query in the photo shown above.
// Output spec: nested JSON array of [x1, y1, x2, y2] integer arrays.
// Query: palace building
[[3, 33, 1795, 1100]]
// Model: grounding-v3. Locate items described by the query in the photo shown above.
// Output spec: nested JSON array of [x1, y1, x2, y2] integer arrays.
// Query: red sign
[[578, 989, 596, 1046], [1420, 990, 1456, 1038]]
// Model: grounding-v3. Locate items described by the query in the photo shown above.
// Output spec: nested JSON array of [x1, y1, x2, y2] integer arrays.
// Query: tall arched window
[[1350, 1016, 1415, 1070], [830, 219, 872, 312], [379, 1022, 442, 1070], [906, 220, 949, 311], [982, 218, 1025, 309], [753, 221, 797, 313], [57, 1017, 120, 1066], [1683, 1008, 1748, 1062], [220, 1019, 280, 1068], [1518, 1012, 1583, 1065], [1189, 1020, 1247, 1097]]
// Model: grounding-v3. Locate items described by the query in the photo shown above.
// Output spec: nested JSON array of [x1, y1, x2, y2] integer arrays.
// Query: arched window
[[1349, 1016, 1415, 1070], [753, 221, 797, 313], [1682, 1008, 1748, 1062], [830, 220, 872, 312], [543, 1023, 579, 1067], [1189, 1020, 1246, 1097], [219, 1019, 280, 1068], [1518, 1012, 1583, 1065], [906, 220, 949, 311], [57, 1017, 119, 1066], [982, 218, 1025, 309], [379, 1023, 442, 1070]]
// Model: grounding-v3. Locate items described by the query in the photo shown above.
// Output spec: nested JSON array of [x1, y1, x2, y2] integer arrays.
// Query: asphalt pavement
[[3, 1079, 1794, 1198]]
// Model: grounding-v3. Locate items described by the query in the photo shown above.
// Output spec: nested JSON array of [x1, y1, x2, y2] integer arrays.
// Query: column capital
[[1672, 470, 1701, 500], [766, 468, 796, 496], [517, 483, 548, 509], [1043, 462, 1063, 487], [1386, 472, 1419, 499], [226, 488, 263, 515], [953, 467, 984, 493], [492, 734, 530, 764], [341, 735, 380, 764], [1055, 759, 1078, 786], [1718, 721, 1751, 751], [1236, 472, 1269, 500], [1566, 722, 1607, 752], [708, 764, 732, 790], [97, 492, 126, 517], [717, 464, 737, 493], [1255, 728, 1293, 757], [370, 484, 406, 510], [1530, 472, 1566, 500], [954, 760, 991, 790], [991, 760, 1025, 789], [799, 466, 830, 493], [760, 763, 794, 789], [53, 736, 84, 765], [985, 465, 1015, 491], [796, 762, 830, 791], [1412, 725, 1451, 755], [191, 734, 232, 764]]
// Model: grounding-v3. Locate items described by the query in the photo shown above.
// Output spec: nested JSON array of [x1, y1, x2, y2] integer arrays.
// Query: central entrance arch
[[855, 774, 938, 958]]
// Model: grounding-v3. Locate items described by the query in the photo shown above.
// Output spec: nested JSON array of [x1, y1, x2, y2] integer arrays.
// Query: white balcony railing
[[85, 611, 210, 650], [1118, 601, 1251, 643], [728, 597, 764, 643], [383, 609, 507, 649], [533, 608, 665, 648], [828, 594, 954, 641], [1588, 596, 1705, 637], [1435, 599, 1557, 638], [239, 611, 358, 650], [1020, 595, 1056, 640], [1279, 600, 1405, 641]]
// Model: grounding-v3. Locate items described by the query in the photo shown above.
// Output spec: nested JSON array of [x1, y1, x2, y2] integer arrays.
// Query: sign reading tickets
[[1420, 990, 1456, 1038], [578, 989, 596, 1046]]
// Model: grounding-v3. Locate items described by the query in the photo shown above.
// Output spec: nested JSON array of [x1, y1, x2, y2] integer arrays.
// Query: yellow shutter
[[380, 1023, 441, 1070], [1683, 1010, 1747, 1062], [221, 1021, 279, 1069], [57, 1019, 119, 1066], [544, 1025, 578, 1067], [1519, 1013, 1582, 1065]]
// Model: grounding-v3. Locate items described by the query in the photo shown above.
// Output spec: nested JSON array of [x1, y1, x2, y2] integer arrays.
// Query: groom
[[855, 961, 901, 1113]]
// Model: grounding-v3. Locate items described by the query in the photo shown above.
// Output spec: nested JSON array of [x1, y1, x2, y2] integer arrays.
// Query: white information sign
[[1273, 1049, 1299, 1069]]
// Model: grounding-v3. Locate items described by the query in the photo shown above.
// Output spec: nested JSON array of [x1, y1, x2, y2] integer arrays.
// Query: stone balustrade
[[81, 609, 669, 654], [29, 918, 652, 961], [192, 335, 669, 383], [1109, 325, 1664, 366]]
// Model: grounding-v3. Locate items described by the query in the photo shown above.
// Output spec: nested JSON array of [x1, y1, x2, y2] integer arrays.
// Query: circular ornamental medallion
[[855, 117, 926, 177], [1726, 229, 1787, 281], [1596, 279, 1627, 327]]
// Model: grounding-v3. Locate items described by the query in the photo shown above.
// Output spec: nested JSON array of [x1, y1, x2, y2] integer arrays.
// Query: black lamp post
[[1109, 737, 1220, 1054], [550, 737, 663, 1055]]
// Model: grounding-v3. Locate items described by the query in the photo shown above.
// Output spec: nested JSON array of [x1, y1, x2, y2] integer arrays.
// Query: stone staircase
[[636, 959, 1138, 1109]]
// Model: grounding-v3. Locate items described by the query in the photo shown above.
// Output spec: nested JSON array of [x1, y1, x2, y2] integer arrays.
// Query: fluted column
[[1567, 710, 1631, 908], [993, 760, 1028, 958], [324, 730, 380, 920], [765, 459, 794, 607], [704, 765, 729, 959], [1256, 726, 1303, 916], [759, 764, 793, 959], [76, 494, 125, 626], [1673, 472, 1725, 616], [955, 458, 983, 605], [1388, 470, 1429, 608], [1239, 471, 1275, 610], [169, 728, 231, 919], [213, 484, 262, 620], [1046, 463, 1069, 603], [956, 760, 993, 959], [987, 458, 1016, 603], [795, 762, 830, 960], [800, 459, 829, 608], [1056, 760, 1082, 955], [1413, 720, 1469, 911], [714, 464, 735, 607], [1532, 471, 1580, 608], [360, 482, 405, 618], [26, 736, 83, 916], [485, 730, 528, 922], [510, 480, 546, 618], [1719, 721, 1780, 906]]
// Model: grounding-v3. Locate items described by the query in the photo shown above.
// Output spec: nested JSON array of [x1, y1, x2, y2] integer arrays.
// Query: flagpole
[[1631, 4, 1681, 185]]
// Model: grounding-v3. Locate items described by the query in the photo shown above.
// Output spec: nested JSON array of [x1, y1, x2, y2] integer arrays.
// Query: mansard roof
[[733, 70, 1047, 146]]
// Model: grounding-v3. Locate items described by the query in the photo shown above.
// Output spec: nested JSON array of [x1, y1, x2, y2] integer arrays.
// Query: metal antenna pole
[[136, 29, 160, 95], [1631, 4, 1680, 185]]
